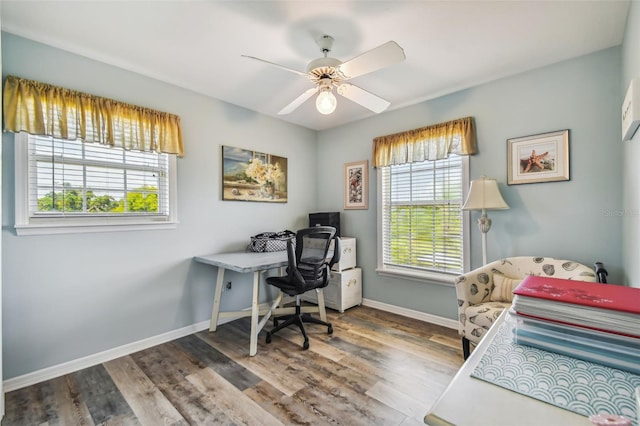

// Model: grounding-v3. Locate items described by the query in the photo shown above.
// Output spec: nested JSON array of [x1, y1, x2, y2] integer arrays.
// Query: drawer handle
[[347, 279, 357, 287], [343, 247, 352, 254]]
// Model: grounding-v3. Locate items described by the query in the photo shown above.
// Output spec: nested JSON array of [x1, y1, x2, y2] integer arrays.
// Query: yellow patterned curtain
[[3, 75, 184, 157], [372, 116, 476, 167]]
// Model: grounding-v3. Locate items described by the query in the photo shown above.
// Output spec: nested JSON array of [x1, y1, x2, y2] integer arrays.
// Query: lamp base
[[477, 210, 492, 265], [477, 213, 492, 234]]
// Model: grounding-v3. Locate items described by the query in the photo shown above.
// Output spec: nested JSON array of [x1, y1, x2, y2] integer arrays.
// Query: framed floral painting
[[344, 160, 368, 210], [222, 146, 287, 203]]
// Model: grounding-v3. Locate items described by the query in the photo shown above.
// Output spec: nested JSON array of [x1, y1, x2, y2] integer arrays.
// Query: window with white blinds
[[378, 155, 469, 281], [15, 133, 178, 235]]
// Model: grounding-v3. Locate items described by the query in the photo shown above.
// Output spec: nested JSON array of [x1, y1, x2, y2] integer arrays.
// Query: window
[[377, 155, 469, 284], [5, 75, 183, 235], [15, 133, 178, 235]]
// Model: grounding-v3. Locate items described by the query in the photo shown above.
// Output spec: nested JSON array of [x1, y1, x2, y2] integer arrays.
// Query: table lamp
[[462, 176, 510, 265]]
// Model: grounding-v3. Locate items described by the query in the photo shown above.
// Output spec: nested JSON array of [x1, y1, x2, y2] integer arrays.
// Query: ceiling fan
[[242, 35, 406, 115]]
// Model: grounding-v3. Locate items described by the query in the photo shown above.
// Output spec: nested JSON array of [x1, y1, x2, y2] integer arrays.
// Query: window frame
[[376, 155, 470, 286], [14, 132, 179, 236]]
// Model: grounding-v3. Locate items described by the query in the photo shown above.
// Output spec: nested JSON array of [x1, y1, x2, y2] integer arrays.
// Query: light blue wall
[[317, 47, 623, 318], [1, 33, 317, 379], [622, 1, 640, 288], [0, 32, 627, 381]]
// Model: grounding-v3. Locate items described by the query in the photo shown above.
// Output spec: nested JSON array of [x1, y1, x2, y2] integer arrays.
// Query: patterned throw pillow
[[490, 275, 523, 302]]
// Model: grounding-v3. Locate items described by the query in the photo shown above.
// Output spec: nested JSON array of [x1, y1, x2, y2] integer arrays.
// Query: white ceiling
[[1, 1, 631, 131]]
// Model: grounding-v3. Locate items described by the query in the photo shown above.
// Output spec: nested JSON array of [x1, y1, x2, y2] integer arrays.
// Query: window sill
[[15, 220, 179, 236], [376, 266, 456, 287]]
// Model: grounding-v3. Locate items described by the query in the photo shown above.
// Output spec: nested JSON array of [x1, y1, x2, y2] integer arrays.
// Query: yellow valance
[[372, 116, 477, 167], [3, 75, 184, 157]]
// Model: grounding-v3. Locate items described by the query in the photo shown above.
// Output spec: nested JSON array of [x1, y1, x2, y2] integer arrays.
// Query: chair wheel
[[266, 333, 272, 344], [303, 340, 309, 350], [327, 325, 333, 334]]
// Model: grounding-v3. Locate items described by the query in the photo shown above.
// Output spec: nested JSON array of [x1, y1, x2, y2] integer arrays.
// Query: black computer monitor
[[308, 212, 340, 237]]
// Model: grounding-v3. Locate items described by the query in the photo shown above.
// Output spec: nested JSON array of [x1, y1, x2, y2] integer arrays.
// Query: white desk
[[424, 310, 591, 426], [193, 251, 328, 356]]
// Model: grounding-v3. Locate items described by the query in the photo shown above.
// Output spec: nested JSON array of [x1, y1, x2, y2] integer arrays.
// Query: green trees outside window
[[388, 205, 463, 272], [37, 185, 159, 214]]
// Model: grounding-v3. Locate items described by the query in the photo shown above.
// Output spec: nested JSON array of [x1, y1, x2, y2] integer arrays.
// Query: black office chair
[[265, 226, 341, 350]]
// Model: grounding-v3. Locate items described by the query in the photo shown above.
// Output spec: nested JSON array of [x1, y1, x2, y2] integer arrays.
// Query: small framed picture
[[344, 160, 368, 210], [507, 130, 570, 185]]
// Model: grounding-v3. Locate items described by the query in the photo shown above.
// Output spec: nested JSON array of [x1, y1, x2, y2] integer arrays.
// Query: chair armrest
[[454, 264, 497, 304], [454, 261, 501, 335], [328, 236, 341, 269]]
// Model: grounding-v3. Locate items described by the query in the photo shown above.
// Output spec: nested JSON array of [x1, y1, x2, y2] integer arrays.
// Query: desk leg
[[249, 270, 261, 356], [209, 266, 226, 332], [316, 288, 328, 322]]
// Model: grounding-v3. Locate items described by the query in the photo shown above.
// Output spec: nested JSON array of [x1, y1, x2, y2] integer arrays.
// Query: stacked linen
[[510, 276, 640, 374]]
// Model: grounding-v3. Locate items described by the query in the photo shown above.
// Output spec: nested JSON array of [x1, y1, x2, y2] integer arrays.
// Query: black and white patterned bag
[[247, 230, 295, 252]]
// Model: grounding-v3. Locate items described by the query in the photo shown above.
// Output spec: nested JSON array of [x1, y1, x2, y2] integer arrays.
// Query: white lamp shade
[[316, 90, 337, 115], [462, 176, 509, 211]]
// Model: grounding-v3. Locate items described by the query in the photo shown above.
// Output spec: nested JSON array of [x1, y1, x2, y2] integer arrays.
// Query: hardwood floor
[[2, 306, 464, 425]]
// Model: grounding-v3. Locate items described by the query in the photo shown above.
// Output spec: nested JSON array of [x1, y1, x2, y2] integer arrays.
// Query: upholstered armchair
[[455, 256, 597, 359]]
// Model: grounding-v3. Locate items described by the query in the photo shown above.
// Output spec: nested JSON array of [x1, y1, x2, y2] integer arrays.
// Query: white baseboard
[[3, 319, 217, 393], [4, 301, 456, 393], [362, 298, 458, 330]]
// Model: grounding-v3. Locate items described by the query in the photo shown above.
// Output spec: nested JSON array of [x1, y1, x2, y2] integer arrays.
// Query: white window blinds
[[380, 155, 465, 276], [28, 134, 170, 218]]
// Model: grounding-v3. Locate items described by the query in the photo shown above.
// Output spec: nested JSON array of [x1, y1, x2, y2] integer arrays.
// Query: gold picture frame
[[344, 160, 368, 210], [507, 130, 570, 185]]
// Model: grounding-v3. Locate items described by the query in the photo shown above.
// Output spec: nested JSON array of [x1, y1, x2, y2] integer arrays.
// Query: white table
[[193, 250, 328, 356], [424, 310, 592, 426]]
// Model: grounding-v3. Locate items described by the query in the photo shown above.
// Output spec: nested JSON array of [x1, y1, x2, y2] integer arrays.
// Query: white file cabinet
[[304, 267, 362, 313], [332, 237, 356, 271], [302, 236, 362, 312]]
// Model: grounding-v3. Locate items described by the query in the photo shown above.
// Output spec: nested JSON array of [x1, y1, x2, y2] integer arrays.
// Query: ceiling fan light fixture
[[316, 88, 337, 115], [243, 36, 405, 116]]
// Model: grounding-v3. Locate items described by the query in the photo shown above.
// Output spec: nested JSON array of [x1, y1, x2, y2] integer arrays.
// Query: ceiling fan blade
[[241, 55, 307, 76], [337, 83, 390, 113], [278, 88, 318, 115], [338, 41, 405, 80]]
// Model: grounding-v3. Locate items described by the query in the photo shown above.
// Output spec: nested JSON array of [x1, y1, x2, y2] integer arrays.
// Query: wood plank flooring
[[2, 306, 464, 425]]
